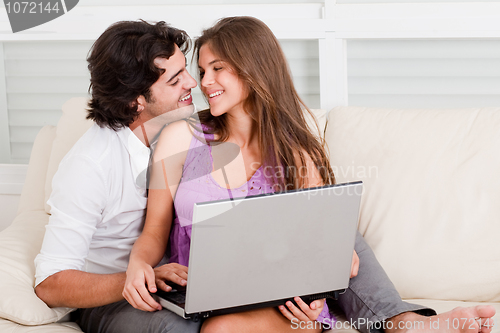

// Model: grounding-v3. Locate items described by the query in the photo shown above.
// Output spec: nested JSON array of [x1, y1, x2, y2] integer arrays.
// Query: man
[[34, 20, 200, 333]]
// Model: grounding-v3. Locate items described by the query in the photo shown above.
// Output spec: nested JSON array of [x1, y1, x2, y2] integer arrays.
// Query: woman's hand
[[153, 263, 188, 293], [278, 297, 325, 324], [351, 250, 359, 278], [123, 262, 188, 312]]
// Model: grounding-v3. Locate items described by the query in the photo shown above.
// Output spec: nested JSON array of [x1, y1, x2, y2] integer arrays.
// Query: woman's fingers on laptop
[[279, 297, 325, 322], [155, 279, 172, 293], [154, 263, 188, 290], [278, 303, 297, 322], [295, 297, 325, 320]]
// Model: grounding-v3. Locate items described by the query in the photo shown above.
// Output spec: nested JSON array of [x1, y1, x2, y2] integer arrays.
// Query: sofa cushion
[[0, 319, 82, 332], [326, 106, 500, 303], [0, 126, 74, 325], [306, 108, 328, 138], [18, 126, 57, 214], [0, 210, 73, 325], [44, 97, 93, 214]]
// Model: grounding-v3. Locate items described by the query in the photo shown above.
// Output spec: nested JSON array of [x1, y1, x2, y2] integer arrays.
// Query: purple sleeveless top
[[168, 124, 334, 324]]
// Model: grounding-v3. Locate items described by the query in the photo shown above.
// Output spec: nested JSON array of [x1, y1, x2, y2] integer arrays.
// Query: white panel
[[6, 59, 90, 76], [280, 40, 320, 59], [3, 41, 93, 59], [337, 0, 500, 3], [3, 41, 91, 163], [0, 164, 27, 194], [7, 92, 88, 109], [10, 126, 44, 143], [349, 77, 500, 95], [77, 0, 324, 4], [0, 43, 11, 163], [329, 3, 500, 39], [319, 33, 347, 110], [0, 164, 27, 230], [349, 59, 500, 77], [301, 94, 321, 109], [0, 4, 324, 41], [7, 77, 89, 93], [9, 109, 63, 126], [347, 40, 500, 108], [10, 143, 34, 163], [349, 94, 500, 109], [347, 40, 500, 59]]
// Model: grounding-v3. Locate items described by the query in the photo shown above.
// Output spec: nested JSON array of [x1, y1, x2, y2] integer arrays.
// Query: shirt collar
[[117, 126, 154, 189]]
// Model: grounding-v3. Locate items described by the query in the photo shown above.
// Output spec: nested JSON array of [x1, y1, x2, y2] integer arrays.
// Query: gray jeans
[[336, 232, 436, 333], [76, 232, 434, 333], [75, 300, 201, 333]]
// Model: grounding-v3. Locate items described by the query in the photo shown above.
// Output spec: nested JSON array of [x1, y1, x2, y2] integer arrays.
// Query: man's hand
[[122, 262, 188, 312], [351, 250, 359, 278]]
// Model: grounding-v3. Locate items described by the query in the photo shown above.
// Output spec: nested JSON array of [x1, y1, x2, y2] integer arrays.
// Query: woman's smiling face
[[198, 44, 248, 117]]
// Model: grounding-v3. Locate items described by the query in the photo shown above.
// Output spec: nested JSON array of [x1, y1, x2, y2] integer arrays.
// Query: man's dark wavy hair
[[86, 20, 190, 130]]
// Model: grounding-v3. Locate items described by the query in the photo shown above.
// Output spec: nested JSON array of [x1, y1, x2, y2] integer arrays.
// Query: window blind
[[347, 40, 500, 108], [2, 39, 320, 163]]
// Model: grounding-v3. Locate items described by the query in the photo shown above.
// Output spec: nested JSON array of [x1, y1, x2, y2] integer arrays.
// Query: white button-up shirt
[[35, 124, 155, 286]]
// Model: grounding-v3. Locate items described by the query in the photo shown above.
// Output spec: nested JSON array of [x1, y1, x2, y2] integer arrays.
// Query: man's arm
[[35, 152, 113, 308], [35, 270, 126, 308]]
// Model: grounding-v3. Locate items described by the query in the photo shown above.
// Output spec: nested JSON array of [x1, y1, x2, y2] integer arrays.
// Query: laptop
[[155, 181, 363, 321]]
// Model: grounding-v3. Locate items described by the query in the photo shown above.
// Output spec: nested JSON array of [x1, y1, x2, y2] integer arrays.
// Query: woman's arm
[[122, 120, 193, 312]]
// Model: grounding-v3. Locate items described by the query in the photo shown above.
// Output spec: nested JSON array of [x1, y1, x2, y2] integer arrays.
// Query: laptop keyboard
[[155, 288, 186, 307], [162, 291, 186, 305]]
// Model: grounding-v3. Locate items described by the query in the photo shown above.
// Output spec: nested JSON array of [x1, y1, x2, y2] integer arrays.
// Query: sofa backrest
[[43, 98, 94, 214], [1, 126, 74, 326], [326, 106, 500, 303], [17, 126, 57, 214]]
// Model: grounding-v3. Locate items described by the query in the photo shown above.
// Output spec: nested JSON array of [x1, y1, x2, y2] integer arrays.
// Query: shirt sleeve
[[34, 154, 108, 286]]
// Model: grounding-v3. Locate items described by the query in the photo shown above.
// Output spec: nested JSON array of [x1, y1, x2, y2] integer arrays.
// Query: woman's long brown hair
[[193, 16, 335, 190]]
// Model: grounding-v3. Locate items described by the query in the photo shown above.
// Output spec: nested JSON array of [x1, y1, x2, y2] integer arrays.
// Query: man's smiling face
[[140, 45, 197, 121]]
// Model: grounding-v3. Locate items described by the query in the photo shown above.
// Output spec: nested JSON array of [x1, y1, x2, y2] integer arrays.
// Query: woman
[[123, 16, 358, 332]]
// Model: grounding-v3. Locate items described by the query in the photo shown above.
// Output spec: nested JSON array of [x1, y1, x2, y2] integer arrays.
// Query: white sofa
[[0, 97, 499, 332]]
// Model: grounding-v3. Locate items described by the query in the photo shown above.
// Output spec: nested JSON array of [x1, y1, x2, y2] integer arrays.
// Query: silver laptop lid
[[185, 182, 362, 314]]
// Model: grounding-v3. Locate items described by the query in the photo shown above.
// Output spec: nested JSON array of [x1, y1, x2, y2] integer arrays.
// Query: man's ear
[[135, 95, 146, 113]]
